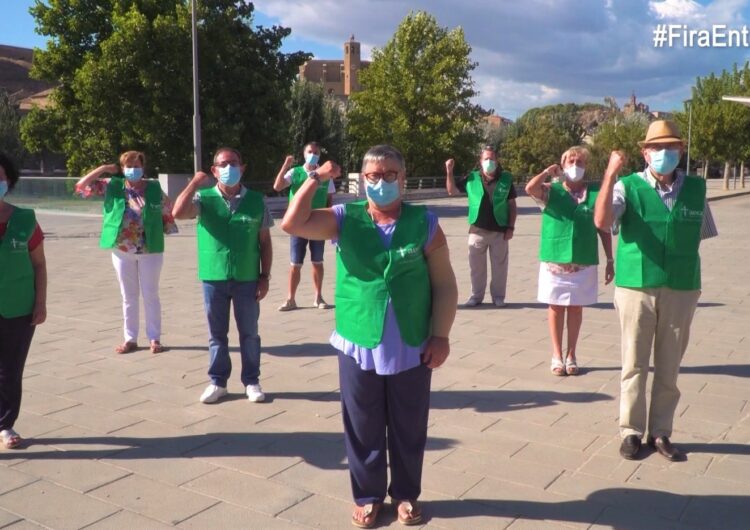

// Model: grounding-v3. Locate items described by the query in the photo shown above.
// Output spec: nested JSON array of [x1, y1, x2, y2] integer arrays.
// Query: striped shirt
[[612, 169, 718, 239]]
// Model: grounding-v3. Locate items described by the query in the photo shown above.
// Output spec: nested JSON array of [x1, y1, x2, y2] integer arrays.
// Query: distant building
[[0, 44, 53, 112], [483, 114, 513, 129], [298, 35, 371, 99], [650, 110, 673, 120], [622, 91, 650, 116]]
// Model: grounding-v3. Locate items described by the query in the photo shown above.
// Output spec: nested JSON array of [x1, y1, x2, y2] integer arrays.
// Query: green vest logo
[[9, 237, 28, 251], [235, 215, 260, 225], [396, 245, 421, 262], [679, 205, 703, 220]]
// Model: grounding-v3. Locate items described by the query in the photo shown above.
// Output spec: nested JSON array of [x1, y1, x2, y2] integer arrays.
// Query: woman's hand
[[605, 260, 615, 284], [103, 163, 120, 175], [423, 336, 450, 369], [31, 302, 46, 326]]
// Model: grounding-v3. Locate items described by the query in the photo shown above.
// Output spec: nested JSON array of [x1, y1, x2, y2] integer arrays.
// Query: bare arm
[[256, 228, 272, 301], [273, 155, 294, 192], [598, 228, 615, 284], [504, 199, 517, 241], [594, 151, 626, 231], [525, 164, 560, 201], [76, 163, 119, 190], [422, 226, 458, 369], [172, 171, 212, 219], [280, 161, 341, 240], [445, 159, 459, 196], [30, 242, 47, 325]]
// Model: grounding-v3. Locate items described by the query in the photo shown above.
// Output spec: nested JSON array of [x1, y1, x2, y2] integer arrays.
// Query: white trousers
[[111, 250, 163, 342]]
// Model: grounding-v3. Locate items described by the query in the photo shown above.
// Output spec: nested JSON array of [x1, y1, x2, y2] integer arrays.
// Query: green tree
[[347, 11, 483, 177], [588, 112, 650, 177], [0, 89, 25, 163], [22, 0, 308, 180]]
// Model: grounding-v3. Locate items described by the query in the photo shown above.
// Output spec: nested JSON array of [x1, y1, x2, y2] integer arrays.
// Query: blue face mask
[[123, 167, 143, 182], [482, 159, 497, 174], [219, 164, 242, 186], [0, 181, 7, 200], [305, 152, 320, 166], [649, 149, 680, 175], [365, 179, 400, 207]]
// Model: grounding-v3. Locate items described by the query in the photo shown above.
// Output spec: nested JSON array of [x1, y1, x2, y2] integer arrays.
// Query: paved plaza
[[1, 186, 749, 529]]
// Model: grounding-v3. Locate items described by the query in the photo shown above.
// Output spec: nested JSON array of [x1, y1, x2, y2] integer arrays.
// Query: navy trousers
[[338, 352, 432, 505], [0, 314, 35, 431]]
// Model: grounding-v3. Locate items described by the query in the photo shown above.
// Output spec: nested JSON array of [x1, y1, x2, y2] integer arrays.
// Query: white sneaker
[[464, 297, 482, 307], [246, 384, 266, 402], [199, 384, 227, 404]]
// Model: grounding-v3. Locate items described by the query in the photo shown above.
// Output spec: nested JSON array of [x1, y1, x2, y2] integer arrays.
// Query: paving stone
[[83, 509, 176, 529], [177, 501, 308, 529], [12, 457, 130, 493]]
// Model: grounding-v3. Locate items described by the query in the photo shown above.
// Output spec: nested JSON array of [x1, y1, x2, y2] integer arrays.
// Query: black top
[[455, 173, 517, 232]]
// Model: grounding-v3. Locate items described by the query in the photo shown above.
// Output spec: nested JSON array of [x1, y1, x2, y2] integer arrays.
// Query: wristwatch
[[308, 171, 321, 184]]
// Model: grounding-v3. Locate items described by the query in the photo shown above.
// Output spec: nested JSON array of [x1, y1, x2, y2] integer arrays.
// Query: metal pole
[[191, 0, 202, 174], [686, 99, 692, 175]]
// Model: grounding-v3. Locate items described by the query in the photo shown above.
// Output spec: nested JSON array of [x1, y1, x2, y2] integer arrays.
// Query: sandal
[[351, 502, 382, 528], [550, 357, 566, 376], [565, 356, 579, 376], [1, 428, 23, 449], [394, 499, 423, 526], [150, 341, 165, 354], [115, 341, 138, 354], [277, 299, 298, 312]]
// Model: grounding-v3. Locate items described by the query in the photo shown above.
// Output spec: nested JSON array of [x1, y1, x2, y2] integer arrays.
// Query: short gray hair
[[361, 144, 405, 173]]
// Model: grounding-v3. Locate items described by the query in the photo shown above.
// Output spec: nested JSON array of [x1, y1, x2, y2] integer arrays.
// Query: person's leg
[[467, 231, 489, 303], [309, 239, 327, 305], [280, 236, 305, 310], [648, 288, 700, 438], [488, 231, 509, 303], [202, 281, 232, 387], [338, 352, 388, 506], [111, 251, 140, 344], [614, 286, 657, 438], [566, 306, 583, 359], [548, 305, 565, 375], [231, 280, 261, 387], [137, 252, 164, 343], [0, 314, 35, 433], [385, 362, 432, 504]]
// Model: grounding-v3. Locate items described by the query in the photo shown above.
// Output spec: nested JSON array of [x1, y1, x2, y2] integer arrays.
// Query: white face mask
[[564, 165, 585, 182]]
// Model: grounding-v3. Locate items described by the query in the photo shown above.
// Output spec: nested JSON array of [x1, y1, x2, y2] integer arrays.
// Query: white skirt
[[537, 263, 598, 306]]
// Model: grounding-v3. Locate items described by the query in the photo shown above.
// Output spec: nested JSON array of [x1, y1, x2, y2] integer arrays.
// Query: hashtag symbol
[[653, 24, 667, 47]]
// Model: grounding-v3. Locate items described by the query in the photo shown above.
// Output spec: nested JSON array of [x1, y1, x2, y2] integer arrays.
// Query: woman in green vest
[[0, 152, 47, 449], [445, 146, 517, 307], [281, 145, 458, 528], [526, 146, 614, 376], [76, 151, 177, 354]]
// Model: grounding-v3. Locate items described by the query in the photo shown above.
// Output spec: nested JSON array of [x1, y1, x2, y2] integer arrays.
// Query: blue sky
[[3, 0, 750, 119]]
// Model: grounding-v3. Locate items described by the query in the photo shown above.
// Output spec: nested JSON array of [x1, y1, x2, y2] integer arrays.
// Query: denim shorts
[[290, 235, 325, 265]]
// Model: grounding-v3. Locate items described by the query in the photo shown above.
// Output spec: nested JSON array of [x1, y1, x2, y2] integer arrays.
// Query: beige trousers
[[467, 228, 509, 301], [614, 286, 700, 438]]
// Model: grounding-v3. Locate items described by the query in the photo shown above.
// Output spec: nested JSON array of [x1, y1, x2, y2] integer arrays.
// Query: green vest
[[466, 170, 513, 226], [197, 186, 264, 281], [335, 201, 432, 348], [99, 177, 164, 253], [616, 173, 705, 290], [0, 207, 36, 318], [289, 166, 329, 209], [539, 182, 599, 265]]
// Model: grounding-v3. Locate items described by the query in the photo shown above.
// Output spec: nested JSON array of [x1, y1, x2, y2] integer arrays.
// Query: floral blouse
[[76, 179, 178, 254]]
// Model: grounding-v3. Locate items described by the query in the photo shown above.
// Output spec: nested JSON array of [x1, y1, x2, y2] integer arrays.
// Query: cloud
[[260, 0, 750, 118]]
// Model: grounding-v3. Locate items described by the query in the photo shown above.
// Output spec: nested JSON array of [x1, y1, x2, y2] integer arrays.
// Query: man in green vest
[[595, 121, 718, 462], [172, 147, 273, 404], [445, 146, 517, 307], [272, 141, 335, 311]]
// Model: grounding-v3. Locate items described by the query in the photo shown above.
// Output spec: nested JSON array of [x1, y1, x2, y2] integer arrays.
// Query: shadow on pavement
[[264, 342, 336, 357]]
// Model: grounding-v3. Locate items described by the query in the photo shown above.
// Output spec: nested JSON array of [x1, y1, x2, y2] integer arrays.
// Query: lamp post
[[191, 0, 202, 174], [684, 98, 692, 175]]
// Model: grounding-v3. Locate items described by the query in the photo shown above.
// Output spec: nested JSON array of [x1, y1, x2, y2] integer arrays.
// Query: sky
[[2, 0, 750, 119]]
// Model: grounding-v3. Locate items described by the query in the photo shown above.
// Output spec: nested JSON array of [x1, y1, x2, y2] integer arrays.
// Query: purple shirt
[[329, 204, 438, 375]]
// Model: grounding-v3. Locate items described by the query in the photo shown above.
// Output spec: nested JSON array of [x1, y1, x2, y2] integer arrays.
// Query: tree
[[0, 89, 25, 163], [22, 0, 308, 180], [346, 11, 483, 177], [588, 113, 650, 177], [286, 80, 347, 171]]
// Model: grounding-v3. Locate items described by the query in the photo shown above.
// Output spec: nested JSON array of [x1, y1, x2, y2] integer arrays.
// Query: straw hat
[[638, 120, 684, 147]]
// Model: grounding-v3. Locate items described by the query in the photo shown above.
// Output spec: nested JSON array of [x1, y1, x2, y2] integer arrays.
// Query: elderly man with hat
[[594, 120, 717, 462]]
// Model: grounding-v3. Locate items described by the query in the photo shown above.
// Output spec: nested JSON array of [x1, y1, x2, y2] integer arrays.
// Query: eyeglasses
[[215, 160, 240, 168], [363, 171, 399, 184]]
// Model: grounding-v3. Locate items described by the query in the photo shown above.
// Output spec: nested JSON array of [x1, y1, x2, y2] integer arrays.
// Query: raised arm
[[76, 163, 119, 191], [422, 226, 458, 369], [280, 161, 341, 241], [594, 151, 626, 230], [445, 159, 459, 196], [172, 171, 212, 220], [273, 155, 295, 192], [525, 164, 560, 202]]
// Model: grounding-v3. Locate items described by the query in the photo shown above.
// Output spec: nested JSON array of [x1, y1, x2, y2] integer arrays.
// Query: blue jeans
[[290, 236, 325, 265], [202, 280, 261, 387]]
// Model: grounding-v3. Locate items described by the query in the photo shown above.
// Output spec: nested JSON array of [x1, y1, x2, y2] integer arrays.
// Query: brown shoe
[[647, 435, 685, 462], [619, 435, 642, 460]]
